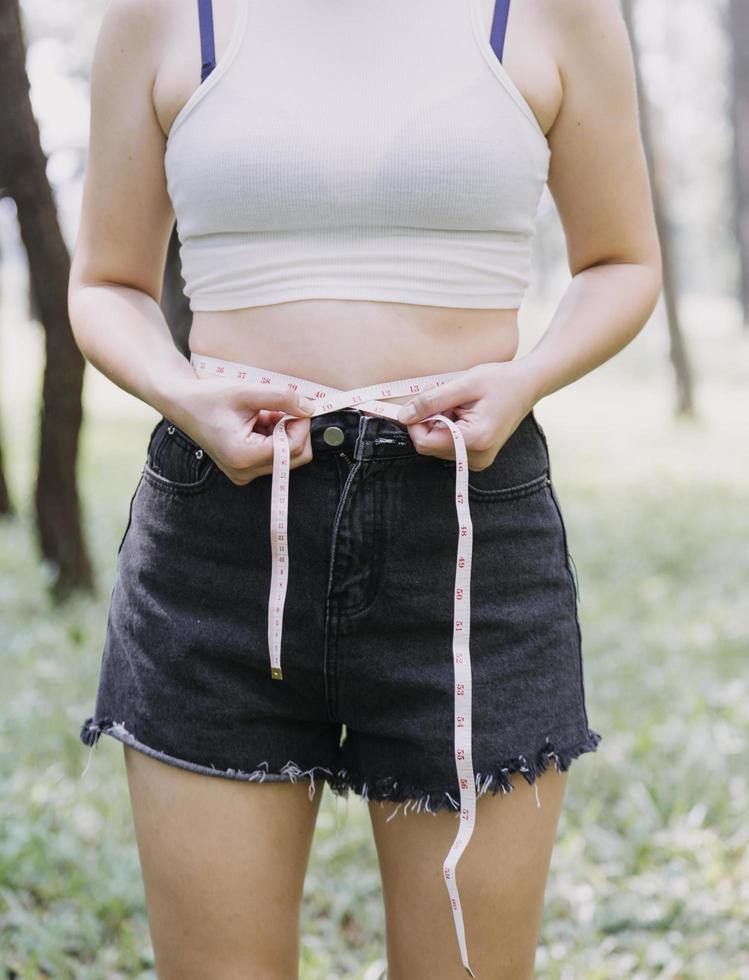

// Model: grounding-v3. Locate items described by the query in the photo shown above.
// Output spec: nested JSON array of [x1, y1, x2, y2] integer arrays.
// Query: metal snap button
[[322, 425, 345, 447]]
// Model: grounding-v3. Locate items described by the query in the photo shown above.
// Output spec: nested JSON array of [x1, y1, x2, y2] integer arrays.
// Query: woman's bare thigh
[[369, 767, 570, 980], [124, 745, 324, 980]]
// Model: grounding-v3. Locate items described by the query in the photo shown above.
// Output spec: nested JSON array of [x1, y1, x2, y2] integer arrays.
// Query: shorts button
[[322, 425, 345, 447]]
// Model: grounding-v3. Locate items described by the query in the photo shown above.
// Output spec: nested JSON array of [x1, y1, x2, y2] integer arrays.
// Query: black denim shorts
[[80, 407, 602, 812]]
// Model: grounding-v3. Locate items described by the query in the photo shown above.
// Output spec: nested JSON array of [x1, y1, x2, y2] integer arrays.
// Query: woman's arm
[[519, 0, 663, 401], [68, 0, 314, 482], [399, 0, 663, 463], [68, 0, 196, 419]]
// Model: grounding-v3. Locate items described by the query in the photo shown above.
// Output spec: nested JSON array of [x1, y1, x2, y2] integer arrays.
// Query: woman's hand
[[396, 359, 540, 471], [174, 377, 318, 485]]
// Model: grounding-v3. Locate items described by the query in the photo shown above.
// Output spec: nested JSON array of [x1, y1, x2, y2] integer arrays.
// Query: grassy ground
[[1, 292, 747, 978]]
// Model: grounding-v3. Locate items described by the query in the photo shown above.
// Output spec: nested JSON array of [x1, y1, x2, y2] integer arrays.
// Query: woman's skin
[[68, 0, 662, 976]]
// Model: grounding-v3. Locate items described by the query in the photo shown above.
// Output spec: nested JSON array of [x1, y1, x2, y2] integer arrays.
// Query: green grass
[[1, 301, 748, 978]]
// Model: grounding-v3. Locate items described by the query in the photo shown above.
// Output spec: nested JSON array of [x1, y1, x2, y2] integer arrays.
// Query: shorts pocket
[[456, 467, 551, 500], [545, 478, 582, 606], [117, 472, 145, 555], [438, 411, 550, 500], [142, 417, 218, 495]]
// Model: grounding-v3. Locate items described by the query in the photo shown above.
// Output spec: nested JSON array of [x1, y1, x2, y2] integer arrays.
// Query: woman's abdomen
[[188, 299, 520, 402]]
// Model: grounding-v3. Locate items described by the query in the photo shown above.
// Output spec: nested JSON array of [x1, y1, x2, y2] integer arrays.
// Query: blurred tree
[[0, 438, 10, 516], [161, 224, 192, 360], [621, 0, 695, 415], [0, 190, 12, 516], [0, 0, 92, 595], [729, 0, 749, 328]]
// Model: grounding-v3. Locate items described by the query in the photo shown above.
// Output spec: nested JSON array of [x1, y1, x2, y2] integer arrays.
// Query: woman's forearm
[[516, 260, 663, 403], [68, 281, 198, 428]]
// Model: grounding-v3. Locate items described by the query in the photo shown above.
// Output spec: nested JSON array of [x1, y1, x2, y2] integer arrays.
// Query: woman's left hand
[[396, 359, 541, 471]]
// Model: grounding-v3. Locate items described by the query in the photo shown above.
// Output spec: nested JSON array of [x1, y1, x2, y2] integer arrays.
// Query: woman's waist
[[188, 301, 520, 401]]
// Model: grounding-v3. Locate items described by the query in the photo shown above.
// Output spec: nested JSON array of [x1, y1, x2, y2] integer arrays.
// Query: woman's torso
[[152, 0, 562, 401]]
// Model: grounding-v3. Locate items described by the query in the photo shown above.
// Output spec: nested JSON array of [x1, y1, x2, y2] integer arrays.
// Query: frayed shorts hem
[[330, 729, 603, 816], [80, 717, 603, 815], [80, 718, 337, 798]]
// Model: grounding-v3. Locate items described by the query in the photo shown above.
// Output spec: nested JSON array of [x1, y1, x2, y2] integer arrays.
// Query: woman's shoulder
[[93, 0, 173, 76], [98, 0, 171, 38], [538, 0, 630, 55]]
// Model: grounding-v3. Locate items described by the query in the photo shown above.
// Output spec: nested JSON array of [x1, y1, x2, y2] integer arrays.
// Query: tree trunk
[[729, 0, 749, 328], [160, 224, 193, 360], [0, 194, 13, 516], [0, 439, 12, 516], [0, 0, 93, 596], [621, 0, 695, 416]]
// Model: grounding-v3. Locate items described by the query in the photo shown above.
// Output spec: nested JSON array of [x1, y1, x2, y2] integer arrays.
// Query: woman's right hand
[[173, 377, 318, 486]]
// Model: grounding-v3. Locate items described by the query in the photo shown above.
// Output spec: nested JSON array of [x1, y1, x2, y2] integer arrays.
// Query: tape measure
[[191, 351, 478, 978]]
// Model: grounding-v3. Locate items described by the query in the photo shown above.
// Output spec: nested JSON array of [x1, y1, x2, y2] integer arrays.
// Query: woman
[[69, 0, 661, 976]]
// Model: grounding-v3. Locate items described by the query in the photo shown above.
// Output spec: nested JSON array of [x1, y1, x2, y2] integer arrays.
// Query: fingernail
[[400, 403, 418, 422], [299, 397, 317, 414]]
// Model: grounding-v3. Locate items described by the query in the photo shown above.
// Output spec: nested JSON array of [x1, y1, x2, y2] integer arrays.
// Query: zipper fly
[[338, 450, 354, 470]]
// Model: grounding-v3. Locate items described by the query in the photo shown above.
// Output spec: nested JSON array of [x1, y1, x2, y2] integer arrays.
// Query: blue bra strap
[[198, 0, 216, 82], [489, 0, 511, 64]]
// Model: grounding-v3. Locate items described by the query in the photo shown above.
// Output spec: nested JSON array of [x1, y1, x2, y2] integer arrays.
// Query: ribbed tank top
[[164, 0, 551, 312]]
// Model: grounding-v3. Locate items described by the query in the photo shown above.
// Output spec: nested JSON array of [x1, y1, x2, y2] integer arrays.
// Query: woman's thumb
[[234, 383, 317, 416], [397, 378, 468, 424]]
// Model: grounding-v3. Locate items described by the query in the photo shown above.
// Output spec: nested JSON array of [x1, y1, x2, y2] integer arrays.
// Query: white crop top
[[163, 0, 551, 312]]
